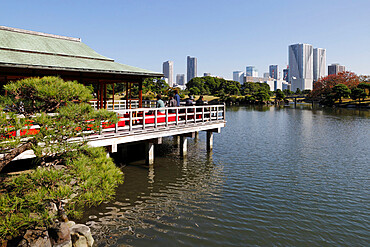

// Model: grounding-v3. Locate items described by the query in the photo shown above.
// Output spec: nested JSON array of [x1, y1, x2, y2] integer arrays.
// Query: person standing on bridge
[[156, 94, 165, 113], [174, 90, 180, 107]]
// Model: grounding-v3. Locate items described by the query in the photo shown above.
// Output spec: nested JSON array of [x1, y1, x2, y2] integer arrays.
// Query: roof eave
[[0, 63, 163, 78]]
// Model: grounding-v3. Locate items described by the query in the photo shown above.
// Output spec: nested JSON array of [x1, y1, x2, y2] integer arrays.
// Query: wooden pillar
[[294, 97, 297, 108], [207, 131, 214, 151], [112, 83, 115, 110], [100, 82, 105, 109], [146, 142, 154, 165], [180, 136, 187, 157], [103, 83, 107, 109], [126, 81, 129, 109], [194, 131, 199, 140], [139, 80, 143, 108]]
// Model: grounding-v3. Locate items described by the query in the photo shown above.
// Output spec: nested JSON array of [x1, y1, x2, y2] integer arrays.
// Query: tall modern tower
[[233, 71, 244, 84], [328, 63, 345, 75], [288, 43, 313, 91], [162, 61, 174, 87], [313, 48, 326, 82], [187, 56, 197, 82], [246, 66, 258, 77], [269, 65, 278, 80]]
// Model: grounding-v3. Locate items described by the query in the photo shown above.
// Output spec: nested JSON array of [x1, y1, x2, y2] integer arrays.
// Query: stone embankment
[[16, 221, 93, 247]]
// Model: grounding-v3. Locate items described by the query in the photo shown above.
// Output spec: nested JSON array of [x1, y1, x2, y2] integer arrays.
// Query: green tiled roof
[[0, 26, 162, 76]]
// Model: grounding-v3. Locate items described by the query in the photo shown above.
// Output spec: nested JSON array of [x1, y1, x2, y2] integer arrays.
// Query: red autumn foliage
[[309, 71, 361, 100]]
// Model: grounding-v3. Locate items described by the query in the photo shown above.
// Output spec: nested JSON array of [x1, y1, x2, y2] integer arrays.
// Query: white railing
[[98, 104, 226, 134], [90, 100, 156, 110]]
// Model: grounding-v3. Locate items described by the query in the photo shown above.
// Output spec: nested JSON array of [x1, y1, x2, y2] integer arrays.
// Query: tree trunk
[[0, 142, 32, 172]]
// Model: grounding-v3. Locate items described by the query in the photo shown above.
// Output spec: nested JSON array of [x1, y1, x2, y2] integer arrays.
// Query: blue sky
[[1, 0, 369, 79]]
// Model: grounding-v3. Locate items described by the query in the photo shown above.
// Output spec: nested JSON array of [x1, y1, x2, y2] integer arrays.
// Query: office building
[[162, 61, 174, 87], [233, 71, 244, 84], [187, 56, 197, 82], [269, 65, 278, 79], [176, 74, 185, 86], [263, 72, 270, 79], [283, 68, 289, 82], [288, 43, 313, 91], [246, 66, 258, 77], [328, 63, 345, 75], [313, 48, 326, 82], [204, 73, 211, 77]]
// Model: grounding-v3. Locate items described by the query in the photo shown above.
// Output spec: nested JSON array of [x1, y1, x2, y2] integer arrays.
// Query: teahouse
[[0, 26, 162, 108]]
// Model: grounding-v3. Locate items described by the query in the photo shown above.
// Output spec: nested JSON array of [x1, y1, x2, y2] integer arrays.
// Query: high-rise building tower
[[328, 63, 345, 75], [313, 48, 326, 82], [246, 66, 258, 77], [269, 65, 278, 80], [162, 61, 174, 87], [288, 43, 313, 91], [283, 67, 289, 82], [176, 74, 185, 86], [233, 71, 244, 84], [187, 56, 197, 82]]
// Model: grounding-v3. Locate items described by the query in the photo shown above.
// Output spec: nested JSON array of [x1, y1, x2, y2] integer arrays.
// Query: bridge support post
[[180, 136, 187, 157], [195, 131, 199, 140], [207, 128, 220, 151], [173, 135, 180, 146], [146, 142, 154, 165], [294, 97, 297, 108], [207, 131, 213, 151]]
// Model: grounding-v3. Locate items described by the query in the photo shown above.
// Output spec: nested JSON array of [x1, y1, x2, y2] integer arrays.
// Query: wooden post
[[126, 81, 129, 109], [207, 131, 213, 151], [139, 80, 143, 108], [103, 83, 107, 109], [195, 131, 199, 140], [112, 83, 115, 110], [146, 142, 154, 165], [180, 136, 187, 157]]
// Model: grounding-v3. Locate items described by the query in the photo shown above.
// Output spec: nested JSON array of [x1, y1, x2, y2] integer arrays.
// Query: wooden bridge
[[10, 104, 226, 165]]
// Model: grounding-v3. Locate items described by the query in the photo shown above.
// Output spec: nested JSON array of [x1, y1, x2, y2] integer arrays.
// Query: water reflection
[[80, 106, 369, 246], [80, 138, 224, 246]]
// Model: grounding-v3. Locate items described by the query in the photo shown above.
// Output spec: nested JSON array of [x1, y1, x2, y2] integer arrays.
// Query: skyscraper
[[283, 67, 289, 82], [328, 63, 345, 75], [288, 43, 313, 91], [246, 66, 258, 77], [269, 65, 278, 79], [176, 74, 185, 86], [313, 48, 326, 82], [187, 56, 197, 82], [162, 61, 174, 87], [233, 71, 244, 84]]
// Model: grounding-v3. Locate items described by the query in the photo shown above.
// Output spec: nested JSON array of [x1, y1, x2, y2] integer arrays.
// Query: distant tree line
[[308, 71, 370, 105]]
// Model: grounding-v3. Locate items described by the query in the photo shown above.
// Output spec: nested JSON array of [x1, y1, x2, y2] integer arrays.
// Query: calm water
[[81, 105, 370, 246]]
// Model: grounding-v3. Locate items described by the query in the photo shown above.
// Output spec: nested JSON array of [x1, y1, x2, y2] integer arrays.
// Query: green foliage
[[142, 78, 169, 95], [187, 76, 241, 96], [283, 89, 293, 96], [295, 88, 302, 94], [0, 146, 123, 240], [332, 83, 351, 103], [275, 89, 285, 101], [350, 87, 367, 102], [0, 77, 123, 240], [1, 76, 92, 115], [254, 90, 270, 103]]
